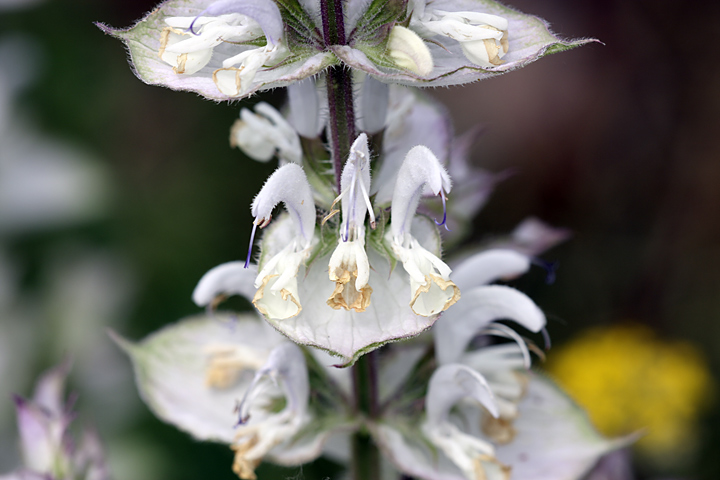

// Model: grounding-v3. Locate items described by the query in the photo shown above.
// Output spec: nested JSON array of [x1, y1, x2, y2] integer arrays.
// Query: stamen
[[434, 190, 450, 231], [244, 222, 259, 268], [358, 178, 376, 229], [189, 10, 209, 35], [482, 324, 532, 369]]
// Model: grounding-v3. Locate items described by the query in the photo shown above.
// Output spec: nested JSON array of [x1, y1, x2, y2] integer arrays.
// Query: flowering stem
[[321, 0, 356, 191], [352, 351, 380, 480], [326, 66, 357, 192], [319, 0, 347, 45]]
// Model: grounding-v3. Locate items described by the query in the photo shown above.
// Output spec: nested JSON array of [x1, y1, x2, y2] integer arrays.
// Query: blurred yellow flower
[[547, 323, 715, 467]]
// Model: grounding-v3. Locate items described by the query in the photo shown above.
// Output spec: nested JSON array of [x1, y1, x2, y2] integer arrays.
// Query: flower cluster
[[104, 0, 620, 479], [100, 0, 593, 100]]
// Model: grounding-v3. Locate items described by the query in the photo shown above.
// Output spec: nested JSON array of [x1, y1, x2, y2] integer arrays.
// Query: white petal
[[232, 102, 302, 163], [387, 26, 434, 76], [192, 261, 257, 307], [251, 163, 316, 246], [434, 285, 545, 365], [31, 360, 71, 418], [451, 249, 530, 291], [237, 342, 309, 422], [425, 364, 498, 423], [339, 133, 373, 237], [159, 28, 213, 75], [359, 74, 389, 134], [14, 398, 56, 472], [507, 216, 571, 256], [390, 145, 451, 242], [287, 78, 322, 138], [197, 0, 284, 45]]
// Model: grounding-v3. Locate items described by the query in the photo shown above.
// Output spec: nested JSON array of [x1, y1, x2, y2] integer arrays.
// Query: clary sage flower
[[1, 361, 110, 480], [113, 314, 356, 480], [105, 0, 616, 476], [100, 0, 593, 101]]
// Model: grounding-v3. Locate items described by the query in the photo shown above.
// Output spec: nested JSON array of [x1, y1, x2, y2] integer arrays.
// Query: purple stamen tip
[[244, 223, 259, 268], [189, 17, 201, 35], [434, 190, 449, 229]]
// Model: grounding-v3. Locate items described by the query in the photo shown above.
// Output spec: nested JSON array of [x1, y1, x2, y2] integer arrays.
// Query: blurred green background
[[1, 0, 719, 479]]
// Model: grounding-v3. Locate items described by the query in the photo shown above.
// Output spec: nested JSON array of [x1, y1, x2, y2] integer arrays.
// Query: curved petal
[[252, 163, 316, 246], [192, 261, 257, 307], [425, 364, 498, 423], [390, 145, 451, 242], [450, 249, 530, 291], [194, 0, 283, 45], [493, 216, 572, 256], [434, 285, 545, 365]]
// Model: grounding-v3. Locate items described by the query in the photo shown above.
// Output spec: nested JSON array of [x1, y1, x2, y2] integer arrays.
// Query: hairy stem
[[352, 351, 381, 480], [326, 66, 357, 192], [321, 0, 355, 191]]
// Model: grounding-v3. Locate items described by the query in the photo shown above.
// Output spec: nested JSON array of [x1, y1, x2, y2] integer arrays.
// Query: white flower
[[231, 342, 310, 479], [213, 43, 288, 96], [409, 1, 510, 67], [103, 0, 335, 100], [247, 163, 316, 319], [230, 102, 302, 164], [421, 364, 511, 480], [114, 314, 352, 479], [388, 145, 460, 316], [326, 134, 374, 312], [159, 13, 263, 74]]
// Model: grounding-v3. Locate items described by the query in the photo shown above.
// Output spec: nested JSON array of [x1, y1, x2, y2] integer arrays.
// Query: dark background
[[1, 0, 719, 478]]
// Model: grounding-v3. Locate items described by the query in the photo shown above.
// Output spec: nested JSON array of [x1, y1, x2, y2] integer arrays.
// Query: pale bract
[[101, 0, 594, 101]]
